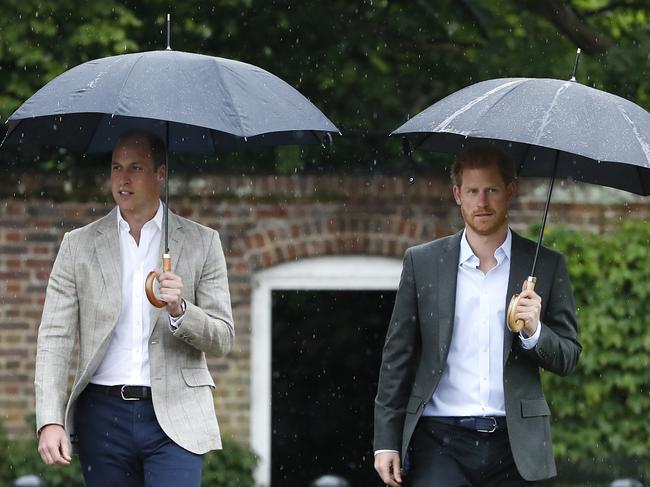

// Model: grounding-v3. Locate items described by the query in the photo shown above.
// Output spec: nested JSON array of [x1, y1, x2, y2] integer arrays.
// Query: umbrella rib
[[84, 114, 108, 153], [533, 82, 571, 146], [616, 104, 650, 168], [209, 129, 220, 156], [433, 79, 526, 133], [210, 59, 247, 138], [112, 53, 146, 118]]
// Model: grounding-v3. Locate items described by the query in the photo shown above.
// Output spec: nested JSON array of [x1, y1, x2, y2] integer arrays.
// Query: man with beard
[[373, 144, 581, 486]]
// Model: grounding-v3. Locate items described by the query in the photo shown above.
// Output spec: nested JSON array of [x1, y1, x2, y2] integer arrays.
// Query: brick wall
[[1, 174, 648, 445]]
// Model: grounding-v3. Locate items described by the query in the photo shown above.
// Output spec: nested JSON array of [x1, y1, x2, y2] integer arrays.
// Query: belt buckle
[[477, 417, 497, 433], [120, 385, 140, 401]]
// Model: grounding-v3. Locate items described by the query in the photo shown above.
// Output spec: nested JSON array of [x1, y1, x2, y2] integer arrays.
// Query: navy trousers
[[406, 417, 537, 487], [74, 387, 203, 487]]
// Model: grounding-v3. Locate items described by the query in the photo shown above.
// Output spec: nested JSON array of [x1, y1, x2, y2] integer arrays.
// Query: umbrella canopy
[[2, 48, 339, 307], [392, 75, 650, 331], [3, 49, 339, 154], [393, 77, 650, 195]]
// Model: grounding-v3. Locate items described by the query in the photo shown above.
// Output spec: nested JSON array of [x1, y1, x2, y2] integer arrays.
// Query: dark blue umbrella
[[3, 47, 339, 307], [3, 49, 339, 153], [393, 65, 650, 331]]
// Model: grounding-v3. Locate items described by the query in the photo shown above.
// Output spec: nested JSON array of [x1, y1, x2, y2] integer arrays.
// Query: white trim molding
[[250, 256, 402, 486]]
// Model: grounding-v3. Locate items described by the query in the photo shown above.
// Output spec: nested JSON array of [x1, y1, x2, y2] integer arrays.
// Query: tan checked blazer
[[34, 208, 234, 454]]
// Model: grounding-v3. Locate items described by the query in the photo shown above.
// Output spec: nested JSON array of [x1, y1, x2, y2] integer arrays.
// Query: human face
[[110, 136, 165, 221], [452, 164, 516, 237]]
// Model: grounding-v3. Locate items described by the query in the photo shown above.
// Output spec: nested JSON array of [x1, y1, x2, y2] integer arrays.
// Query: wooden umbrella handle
[[145, 253, 171, 308], [506, 276, 537, 332]]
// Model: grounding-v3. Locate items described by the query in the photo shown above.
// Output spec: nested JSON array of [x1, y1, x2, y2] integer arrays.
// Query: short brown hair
[[115, 130, 167, 169], [450, 143, 515, 187]]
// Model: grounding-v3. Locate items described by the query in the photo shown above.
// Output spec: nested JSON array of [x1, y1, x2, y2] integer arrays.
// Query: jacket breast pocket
[[520, 398, 551, 418], [181, 367, 216, 389]]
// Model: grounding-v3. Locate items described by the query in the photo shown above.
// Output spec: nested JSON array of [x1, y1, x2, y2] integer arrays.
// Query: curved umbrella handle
[[506, 276, 537, 333], [145, 253, 171, 308]]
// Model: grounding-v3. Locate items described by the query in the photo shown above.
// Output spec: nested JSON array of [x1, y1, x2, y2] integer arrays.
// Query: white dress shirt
[[91, 203, 168, 386], [375, 229, 541, 455], [423, 229, 540, 417]]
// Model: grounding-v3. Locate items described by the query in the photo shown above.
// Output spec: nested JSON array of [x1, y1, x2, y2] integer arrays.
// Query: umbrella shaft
[[531, 151, 559, 276], [164, 122, 169, 253]]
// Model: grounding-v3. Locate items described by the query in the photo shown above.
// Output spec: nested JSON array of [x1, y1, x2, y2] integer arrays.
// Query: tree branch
[[525, 0, 614, 54]]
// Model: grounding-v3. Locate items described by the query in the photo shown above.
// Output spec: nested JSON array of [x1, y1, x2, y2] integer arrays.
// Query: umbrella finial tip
[[166, 13, 172, 50]]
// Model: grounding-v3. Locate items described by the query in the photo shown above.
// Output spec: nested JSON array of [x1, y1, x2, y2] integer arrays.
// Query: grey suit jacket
[[34, 207, 234, 455], [374, 230, 581, 481]]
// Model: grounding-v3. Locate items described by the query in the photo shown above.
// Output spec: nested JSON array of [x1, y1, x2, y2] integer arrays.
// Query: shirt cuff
[[519, 321, 541, 349], [168, 300, 186, 330], [374, 449, 399, 456]]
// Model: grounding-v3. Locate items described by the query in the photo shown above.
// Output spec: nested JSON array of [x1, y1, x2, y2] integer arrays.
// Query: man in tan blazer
[[35, 131, 234, 486]]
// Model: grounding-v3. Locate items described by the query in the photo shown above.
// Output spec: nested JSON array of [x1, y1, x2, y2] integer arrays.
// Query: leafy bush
[[0, 420, 84, 487], [202, 439, 258, 487], [540, 221, 650, 483], [0, 420, 256, 487]]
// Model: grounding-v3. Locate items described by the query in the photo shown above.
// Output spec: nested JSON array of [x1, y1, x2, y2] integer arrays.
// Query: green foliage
[[0, 420, 256, 487], [201, 440, 258, 487], [539, 221, 650, 480], [0, 420, 84, 487]]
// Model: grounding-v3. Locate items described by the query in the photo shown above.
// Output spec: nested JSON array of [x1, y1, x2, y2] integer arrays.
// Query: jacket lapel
[[94, 208, 122, 313], [503, 231, 535, 364], [437, 231, 462, 365]]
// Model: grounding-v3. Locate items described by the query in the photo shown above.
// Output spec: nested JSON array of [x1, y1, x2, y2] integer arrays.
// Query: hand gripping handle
[[506, 276, 537, 333], [145, 253, 171, 308]]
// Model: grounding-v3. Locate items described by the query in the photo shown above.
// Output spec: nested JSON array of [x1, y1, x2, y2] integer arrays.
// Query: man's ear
[[452, 185, 462, 205], [507, 180, 518, 201], [157, 164, 166, 183]]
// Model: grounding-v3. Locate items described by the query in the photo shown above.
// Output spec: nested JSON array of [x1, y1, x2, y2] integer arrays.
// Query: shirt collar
[[459, 228, 512, 267], [116, 201, 164, 233]]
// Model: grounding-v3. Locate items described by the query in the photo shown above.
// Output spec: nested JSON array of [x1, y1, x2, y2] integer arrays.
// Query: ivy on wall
[[541, 221, 650, 479]]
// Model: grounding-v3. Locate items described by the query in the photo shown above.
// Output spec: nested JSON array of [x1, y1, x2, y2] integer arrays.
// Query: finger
[[516, 303, 540, 314], [44, 444, 65, 465], [38, 444, 53, 465], [376, 460, 401, 487], [387, 475, 401, 487], [160, 288, 182, 301], [50, 441, 68, 465], [60, 437, 72, 462], [378, 468, 399, 487], [518, 289, 540, 300], [159, 279, 183, 290], [516, 297, 541, 310], [389, 456, 402, 483], [157, 271, 181, 280], [516, 311, 537, 324]]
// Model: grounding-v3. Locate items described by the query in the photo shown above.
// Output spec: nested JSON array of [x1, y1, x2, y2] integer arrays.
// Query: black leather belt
[[427, 416, 507, 433], [85, 383, 152, 401]]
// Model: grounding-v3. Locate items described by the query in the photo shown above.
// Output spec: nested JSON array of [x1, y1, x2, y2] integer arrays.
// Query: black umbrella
[[2, 21, 339, 307], [392, 53, 650, 331]]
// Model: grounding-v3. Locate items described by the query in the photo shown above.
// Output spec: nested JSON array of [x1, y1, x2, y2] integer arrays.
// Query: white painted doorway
[[250, 256, 402, 486]]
